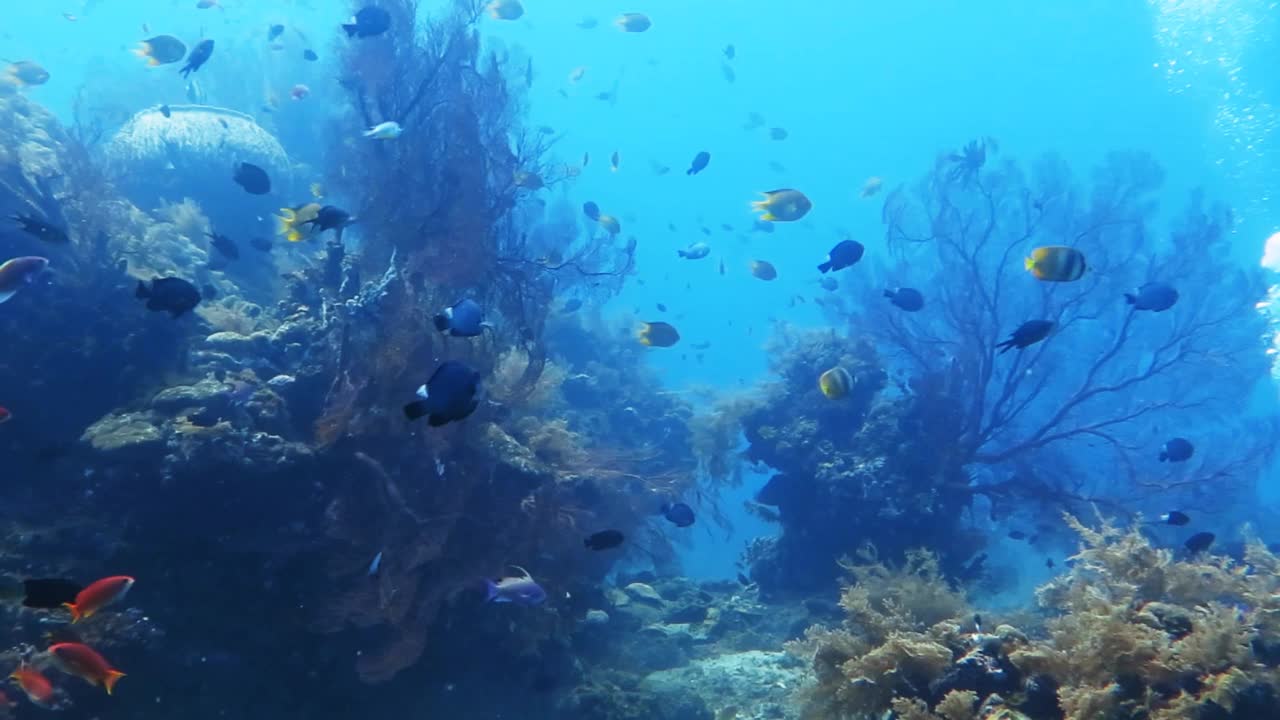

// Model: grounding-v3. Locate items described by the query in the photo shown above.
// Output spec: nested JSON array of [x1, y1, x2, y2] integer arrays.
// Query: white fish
[[363, 121, 403, 140]]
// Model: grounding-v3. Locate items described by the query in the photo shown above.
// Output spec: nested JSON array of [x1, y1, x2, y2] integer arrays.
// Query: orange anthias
[[64, 575, 134, 622], [48, 644, 124, 695], [10, 666, 55, 707]]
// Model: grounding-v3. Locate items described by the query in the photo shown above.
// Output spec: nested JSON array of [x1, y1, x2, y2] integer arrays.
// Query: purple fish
[[484, 566, 546, 606]]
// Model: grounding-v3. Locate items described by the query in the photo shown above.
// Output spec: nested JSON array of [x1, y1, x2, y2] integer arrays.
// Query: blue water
[[4, 0, 1280, 714]]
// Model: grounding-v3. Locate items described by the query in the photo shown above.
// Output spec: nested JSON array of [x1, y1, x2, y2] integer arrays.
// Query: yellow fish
[[860, 176, 883, 198], [597, 214, 621, 235], [818, 367, 852, 399], [638, 321, 679, 347], [514, 170, 544, 190], [1025, 246, 1086, 282], [276, 203, 322, 242], [751, 189, 811, 222]]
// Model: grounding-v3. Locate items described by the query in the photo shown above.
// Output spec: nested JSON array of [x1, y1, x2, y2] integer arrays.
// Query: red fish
[[63, 575, 134, 623], [0, 407, 10, 424], [10, 667, 54, 707], [48, 644, 124, 695]]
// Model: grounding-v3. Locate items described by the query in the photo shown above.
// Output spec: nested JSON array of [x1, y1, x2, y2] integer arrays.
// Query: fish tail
[[817, 261, 832, 273], [103, 670, 125, 695], [996, 340, 1014, 354], [403, 400, 431, 421], [1159, 451, 1168, 462], [62, 602, 84, 623], [882, 290, 894, 299], [483, 579, 499, 602], [275, 210, 296, 237], [134, 280, 150, 299], [1023, 256, 1036, 271], [132, 44, 151, 59], [342, 23, 359, 37], [432, 313, 451, 333], [1123, 292, 1136, 305]]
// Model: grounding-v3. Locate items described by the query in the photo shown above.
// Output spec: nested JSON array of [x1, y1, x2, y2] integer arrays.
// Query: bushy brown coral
[[793, 516, 1280, 720]]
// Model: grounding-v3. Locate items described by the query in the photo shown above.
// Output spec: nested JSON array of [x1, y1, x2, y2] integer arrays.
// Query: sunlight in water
[[1150, 0, 1277, 223]]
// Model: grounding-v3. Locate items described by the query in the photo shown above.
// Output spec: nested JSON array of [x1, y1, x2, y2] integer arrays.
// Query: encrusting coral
[[791, 512, 1280, 720]]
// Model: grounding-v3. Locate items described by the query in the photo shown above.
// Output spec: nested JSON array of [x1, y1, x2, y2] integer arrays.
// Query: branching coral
[[794, 516, 1280, 720]]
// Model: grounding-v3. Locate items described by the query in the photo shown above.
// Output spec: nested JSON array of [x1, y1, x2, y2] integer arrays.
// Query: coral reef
[[731, 327, 982, 595], [792, 515, 1280, 720]]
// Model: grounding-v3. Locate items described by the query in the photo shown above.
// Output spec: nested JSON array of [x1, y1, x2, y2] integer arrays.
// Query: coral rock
[[81, 412, 165, 458]]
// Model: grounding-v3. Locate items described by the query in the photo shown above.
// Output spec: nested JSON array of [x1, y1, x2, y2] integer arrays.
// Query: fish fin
[[1123, 292, 1136, 305], [342, 23, 359, 37], [509, 565, 531, 578], [0, 291, 13, 304], [103, 670, 125, 695], [416, 384, 429, 399], [882, 290, 894, 299], [817, 261, 832, 273], [274, 209, 295, 236], [403, 400, 431, 421], [427, 414, 450, 427], [62, 602, 85, 622], [759, 213, 776, 221]]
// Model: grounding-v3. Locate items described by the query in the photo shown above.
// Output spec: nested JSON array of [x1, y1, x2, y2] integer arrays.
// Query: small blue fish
[[368, 551, 383, 576], [404, 361, 482, 427], [433, 298, 491, 337], [484, 566, 546, 606]]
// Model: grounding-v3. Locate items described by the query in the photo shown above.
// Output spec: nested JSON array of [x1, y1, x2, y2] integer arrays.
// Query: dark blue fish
[[304, 205, 352, 232], [343, 6, 391, 38], [885, 287, 924, 312], [303, 49, 319, 62], [433, 298, 489, 337], [1160, 437, 1194, 462], [996, 320, 1055, 354], [268, 24, 285, 42], [180, 39, 214, 78], [10, 214, 68, 244], [584, 530, 624, 551], [1126, 282, 1178, 312], [1158, 511, 1191, 526], [1185, 531, 1215, 554], [160, 104, 171, 118], [232, 162, 271, 195], [818, 239, 863, 273], [206, 231, 239, 260], [582, 201, 600, 221], [661, 502, 695, 527], [403, 361, 481, 427], [686, 151, 710, 175], [136, 277, 201, 317]]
